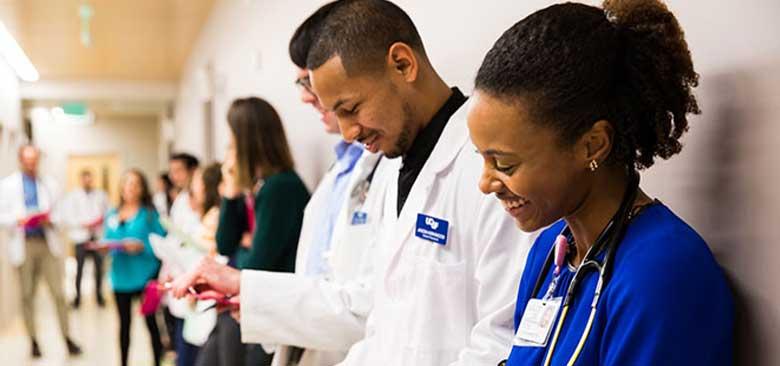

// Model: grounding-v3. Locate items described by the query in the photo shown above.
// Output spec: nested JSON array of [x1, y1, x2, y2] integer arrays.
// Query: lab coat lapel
[[36, 177, 51, 213], [296, 165, 338, 273], [390, 104, 470, 254]]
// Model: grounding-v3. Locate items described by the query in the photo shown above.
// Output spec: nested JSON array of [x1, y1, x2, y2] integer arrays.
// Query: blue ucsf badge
[[415, 214, 449, 245], [351, 211, 368, 225]]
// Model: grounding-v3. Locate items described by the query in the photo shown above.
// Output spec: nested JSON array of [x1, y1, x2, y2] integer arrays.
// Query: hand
[[171, 256, 241, 299], [123, 240, 145, 254], [240, 232, 252, 249], [158, 265, 175, 284], [226, 297, 241, 322], [221, 148, 240, 199], [90, 242, 111, 255], [16, 217, 27, 227]]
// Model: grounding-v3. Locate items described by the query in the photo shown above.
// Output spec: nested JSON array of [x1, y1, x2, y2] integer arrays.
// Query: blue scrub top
[[104, 206, 165, 293], [507, 203, 733, 365]]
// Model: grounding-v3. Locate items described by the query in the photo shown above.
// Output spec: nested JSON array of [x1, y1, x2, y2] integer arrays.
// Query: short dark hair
[[169, 153, 199, 171], [227, 97, 295, 188], [475, 0, 699, 170], [306, 0, 426, 75], [289, 1, 339, 69], [158, 172, 174, 211]]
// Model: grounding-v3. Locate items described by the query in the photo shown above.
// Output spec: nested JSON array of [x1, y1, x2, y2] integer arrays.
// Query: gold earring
[[589, 160, 599, 172]]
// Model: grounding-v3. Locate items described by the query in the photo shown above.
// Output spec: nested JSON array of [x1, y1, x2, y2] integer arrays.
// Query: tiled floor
[[0, 258, 173, 366]]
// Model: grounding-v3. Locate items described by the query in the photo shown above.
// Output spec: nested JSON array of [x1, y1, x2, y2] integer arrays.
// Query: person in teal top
[[103, 169, 165, 366], [105, 206, 164, 291]]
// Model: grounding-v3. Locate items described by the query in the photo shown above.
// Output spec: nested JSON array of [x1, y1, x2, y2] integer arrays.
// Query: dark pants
[[114, 291, 163, 366], [195, 312, 272, 366], [175, 317, 201, 366], [74, 242, 104, 301]]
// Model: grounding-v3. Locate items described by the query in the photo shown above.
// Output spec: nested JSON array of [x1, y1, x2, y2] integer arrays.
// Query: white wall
[[173, 0, 780, 190], [0, 59, 21, 176], [0, 58, 22, 330], [31, 115, 162, 195], [173, 1, 780, 363]]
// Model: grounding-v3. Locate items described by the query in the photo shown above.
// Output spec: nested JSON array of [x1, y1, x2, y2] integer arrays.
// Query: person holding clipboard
[[101, 168, 166, 366]]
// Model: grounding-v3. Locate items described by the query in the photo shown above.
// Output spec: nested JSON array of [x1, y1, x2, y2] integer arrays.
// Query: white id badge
[[513, 297, 563, 347]]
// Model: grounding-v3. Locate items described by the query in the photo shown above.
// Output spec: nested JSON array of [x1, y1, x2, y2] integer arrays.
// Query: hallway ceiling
[[0, 0, 214, 82]]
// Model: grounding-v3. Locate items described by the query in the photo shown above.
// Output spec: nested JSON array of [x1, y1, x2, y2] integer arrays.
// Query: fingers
[[171, 269, 200, 298]]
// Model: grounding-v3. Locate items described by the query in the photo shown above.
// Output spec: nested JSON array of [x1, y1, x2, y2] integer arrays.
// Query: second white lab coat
[[239, 149, 388, 366], [61, 188, 109, 243], [337, 103, 538, 366]]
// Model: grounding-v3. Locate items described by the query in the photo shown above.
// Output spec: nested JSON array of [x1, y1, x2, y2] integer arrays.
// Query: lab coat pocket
[[405, 256, 469, 353]]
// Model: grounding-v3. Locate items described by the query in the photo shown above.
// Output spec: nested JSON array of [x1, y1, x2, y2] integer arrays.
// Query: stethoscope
[[498, 170, 641, 366]]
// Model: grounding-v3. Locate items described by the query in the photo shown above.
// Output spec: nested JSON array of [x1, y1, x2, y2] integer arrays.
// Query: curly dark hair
[[475, 0, 699, 170]]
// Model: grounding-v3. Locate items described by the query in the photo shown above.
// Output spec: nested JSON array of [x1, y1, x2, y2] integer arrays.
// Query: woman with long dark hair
[[199, 97, 310, 366], [103, 169, 165, 366]]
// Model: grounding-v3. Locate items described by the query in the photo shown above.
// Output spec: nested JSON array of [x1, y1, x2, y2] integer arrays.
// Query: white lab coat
[[0, 171, 64, 267], [61, 188, 109, 243], [239, 150, 388, 366], [167, 191, 209, 321], [338, 103, 537, 366]]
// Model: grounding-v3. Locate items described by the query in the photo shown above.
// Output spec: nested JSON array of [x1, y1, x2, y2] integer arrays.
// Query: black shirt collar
[[401, 87, 467, 171]]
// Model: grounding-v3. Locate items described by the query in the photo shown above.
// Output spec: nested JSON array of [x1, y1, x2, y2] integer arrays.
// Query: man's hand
[[171, 256, 241, 299]]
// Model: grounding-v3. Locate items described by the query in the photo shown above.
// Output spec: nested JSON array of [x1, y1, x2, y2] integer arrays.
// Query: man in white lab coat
[[0, 145, 82, 358], [304, 0, 537, 364], [61, 169, 110, 308], [176, 1, 536, 365], [166, 152, 203, 365], [173, 4, 388, 366]]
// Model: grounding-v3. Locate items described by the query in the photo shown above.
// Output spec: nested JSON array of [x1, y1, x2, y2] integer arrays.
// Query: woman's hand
[[123, 240, 145, 254], [221, 147, 240, 199], [240, 232, 252, 249]]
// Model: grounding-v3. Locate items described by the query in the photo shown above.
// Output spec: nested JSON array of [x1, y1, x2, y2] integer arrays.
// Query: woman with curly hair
[[468, 1, 733, 365]]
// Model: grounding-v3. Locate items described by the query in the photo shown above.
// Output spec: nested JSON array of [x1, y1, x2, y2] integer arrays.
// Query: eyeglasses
[[294, 75, 313, 93]]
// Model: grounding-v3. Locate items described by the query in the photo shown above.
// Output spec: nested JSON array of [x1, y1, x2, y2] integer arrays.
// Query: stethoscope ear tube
[[539, 170, 641, 366]]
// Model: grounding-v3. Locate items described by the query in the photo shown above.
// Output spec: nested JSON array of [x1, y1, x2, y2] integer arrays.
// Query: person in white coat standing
[[62, 169, 110, 308], [305, 1, 537, 364], [174, 4, 388, 366], [0, 145, 82, 358]]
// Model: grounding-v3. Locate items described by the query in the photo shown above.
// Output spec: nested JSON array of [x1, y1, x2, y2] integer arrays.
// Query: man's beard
[[385, 102, 415, 159]]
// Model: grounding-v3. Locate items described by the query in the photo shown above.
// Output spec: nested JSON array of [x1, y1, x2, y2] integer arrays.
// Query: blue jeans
[[175, 318, 201, 366]]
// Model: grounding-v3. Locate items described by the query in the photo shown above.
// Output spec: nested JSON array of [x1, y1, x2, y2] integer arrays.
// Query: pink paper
[[23, 212, 49, 229], [140, 280, 163, 316]]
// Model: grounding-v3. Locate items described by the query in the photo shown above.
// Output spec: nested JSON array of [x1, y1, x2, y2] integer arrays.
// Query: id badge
[[351, 211, 368, 225], [513, 297, 562, 347], [415, 214, 449, 245]]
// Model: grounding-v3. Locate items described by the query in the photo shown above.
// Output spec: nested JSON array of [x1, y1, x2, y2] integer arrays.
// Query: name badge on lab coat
[[415, 214, 449, 245], [351, 211, 368, 225], [513, 297, 562, 347]]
